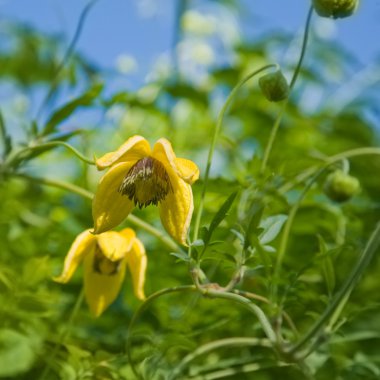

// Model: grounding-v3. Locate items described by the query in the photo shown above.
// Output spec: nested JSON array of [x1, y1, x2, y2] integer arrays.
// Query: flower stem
[[192, 63, 278, 243], [289, 221, 380, 355], [169, 337, 272, 379], [39, 288, 85, 380], [260, 6, 313, 174], [126, 285, 198, 379], [5, 141, 96, 168], [204, 289, 277, 344]]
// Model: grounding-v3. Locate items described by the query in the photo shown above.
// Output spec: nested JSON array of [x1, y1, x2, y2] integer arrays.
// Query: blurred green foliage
[[1, 2, 380, 379]]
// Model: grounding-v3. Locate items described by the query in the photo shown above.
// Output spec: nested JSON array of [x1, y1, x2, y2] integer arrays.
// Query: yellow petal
[[159, 169, 194, 245], [152, 138, 177, 169], [96, 231, 133, 261], [175, 158, 199, 184], [54, 230, 96, 283], [126, 238, 147, 300], [83, 250, 127, 317], [119, 227, 137, 243], [152, 138, 199, 184], [92, 162, 135, 234], [96, 135, 151, 170]]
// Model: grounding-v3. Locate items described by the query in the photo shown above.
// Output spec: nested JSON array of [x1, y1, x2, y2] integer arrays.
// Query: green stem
[[12, 173, 181, 252], [192, 63, 278, 243], [127, 214, 179, 252], [279, 147, 380, 194], [260, 6, 313, 174], [170, 337, 271, 379], [127, 286, 277, 379], [289, 221, 380, 355], [39, 288, 85, 380], [5, 141, 96, 168], [205, 289, 277, 344], [36, 0, 99, 124], [126, 285, 198, 379], [272, 146, 380, 303], [272, 168, 325, 301]]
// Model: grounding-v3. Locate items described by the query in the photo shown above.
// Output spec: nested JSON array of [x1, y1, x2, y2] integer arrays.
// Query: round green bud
[[312, 0, 359, 19], [323, 170, 360, 202], [258, 70, 289, 102]]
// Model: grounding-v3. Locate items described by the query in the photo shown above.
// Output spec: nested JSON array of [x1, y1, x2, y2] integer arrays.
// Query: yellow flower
[[54, 228, 147, 317], [92, 135, 199, 245]]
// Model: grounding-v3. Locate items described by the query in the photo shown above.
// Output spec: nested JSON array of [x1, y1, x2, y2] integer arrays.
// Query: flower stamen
[[93, 245, 122, 276], [118, 157, 172, 208]]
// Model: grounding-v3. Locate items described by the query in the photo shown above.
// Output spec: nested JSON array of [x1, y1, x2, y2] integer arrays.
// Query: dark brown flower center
[[118, 157, 172, 208], [93, 245, 122, 276]]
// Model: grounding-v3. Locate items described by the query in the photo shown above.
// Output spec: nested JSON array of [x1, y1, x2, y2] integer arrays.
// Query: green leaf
[[244, 201, 265, 250], [0, 329, 37, 376], [259, 214, 288, 245], [42, 83, 103, 136], [170, 251, 190, 262], [318, 235, 336, 296], [205, 191, 238, 246]]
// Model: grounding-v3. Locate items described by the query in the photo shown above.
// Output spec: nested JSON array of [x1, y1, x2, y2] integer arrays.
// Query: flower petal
[[83, 250, 127, 317], [126, 238, 147, 300], [93, 162, 135, 234], [96, 135, 151, 170], [54, 230, 96, 283], [152, 138, 199, 184], [159, 170, 194, 245], [175, 158, 199, 184], [96, 231, 133, 261]]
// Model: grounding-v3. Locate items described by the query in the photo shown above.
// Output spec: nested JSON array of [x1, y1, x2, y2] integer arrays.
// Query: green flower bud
[[258, 70, 289, 102], [323, 170, 360, 202], [312, 0, 359, 19]]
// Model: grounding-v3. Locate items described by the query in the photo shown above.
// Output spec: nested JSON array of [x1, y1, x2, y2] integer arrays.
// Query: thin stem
[[192, 63, 278, 243], [279, 147, 380, 194], [35, 0, 99, 123], [189, 362, 290, 380], [289, 221, 380, 355], [272, 168, 325, 301], [260, 6, 313, 174], [5, 141, 96, 168], [272, 146, 380, 303], [205, 289, 277, 344], [14, 172, 94, 199], [12, 173, 181, 252], [170, 337, 271, 379], [127, 214, 180, 252], [126, 285, 197, 379], [39, 288, 85, 380]]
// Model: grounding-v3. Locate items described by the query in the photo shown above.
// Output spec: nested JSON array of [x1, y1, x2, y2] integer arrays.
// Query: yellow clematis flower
[[54, 228, 147, 317], [92, 135, 199, 245]]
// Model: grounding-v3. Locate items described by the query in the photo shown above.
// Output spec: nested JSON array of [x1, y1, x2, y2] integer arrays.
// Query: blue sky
[[1, 0, 379, 85]]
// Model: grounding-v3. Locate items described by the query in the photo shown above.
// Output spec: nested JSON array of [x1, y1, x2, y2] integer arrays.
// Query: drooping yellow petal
[[158, 169, 194, 245], [96, 231, 133, 261], [152, 139, 199, 184], [92, 162, 135, 234], [83, 249, 127, 317], [175, 158, 199, 184], [96, 135, 151, 170], [54, 230, 96, 283], [126, 238, 147, 300], [119, 227, 137, 244]]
